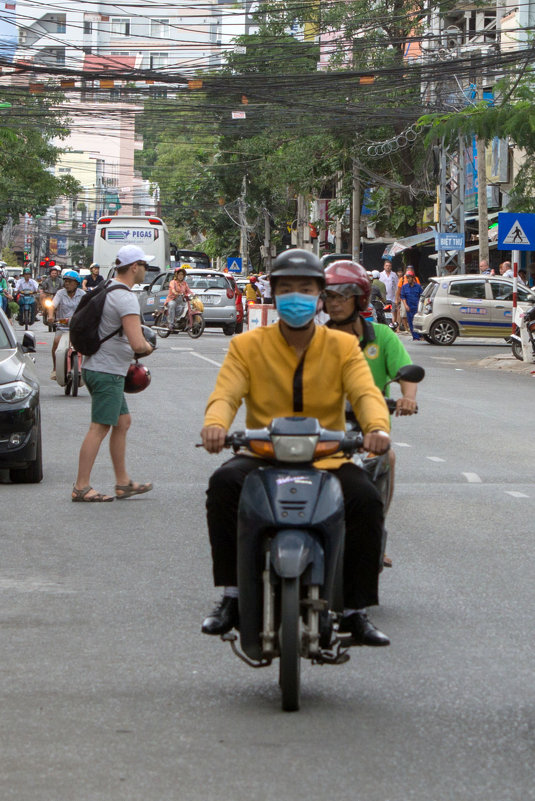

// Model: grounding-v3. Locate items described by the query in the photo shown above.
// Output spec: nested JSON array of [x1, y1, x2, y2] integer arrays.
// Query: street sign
[[436, 232, 465, 251], [498, 212, 535, 251], [227, 257, 242, 273]]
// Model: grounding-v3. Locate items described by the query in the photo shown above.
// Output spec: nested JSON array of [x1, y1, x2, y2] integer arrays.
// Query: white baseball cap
[[115, 245, 155, 268]]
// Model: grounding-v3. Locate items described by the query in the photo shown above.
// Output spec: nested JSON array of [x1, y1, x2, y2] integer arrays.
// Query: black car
[[0, 309, 42, 482]]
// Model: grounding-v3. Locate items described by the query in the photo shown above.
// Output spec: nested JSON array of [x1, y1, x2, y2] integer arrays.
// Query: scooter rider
[[164, 267, 192, 328], [201, 249, 392, 647], [322, 261, 418, 561], [15, 267, 39, 324], [49, 270, 85, 380]]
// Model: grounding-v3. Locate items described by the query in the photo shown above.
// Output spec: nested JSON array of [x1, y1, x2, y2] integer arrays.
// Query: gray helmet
[[270, 249, 325, 288]]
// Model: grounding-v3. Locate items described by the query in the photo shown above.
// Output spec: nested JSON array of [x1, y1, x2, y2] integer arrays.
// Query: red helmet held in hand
[[124, 362, 151, 394]]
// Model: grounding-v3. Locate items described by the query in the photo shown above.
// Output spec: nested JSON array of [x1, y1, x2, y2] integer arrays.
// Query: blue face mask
[[276, 292, 318, 328]]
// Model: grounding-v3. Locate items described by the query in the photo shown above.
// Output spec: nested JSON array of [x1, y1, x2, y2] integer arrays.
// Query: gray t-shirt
[[53, 287, 85, 331], [83, 281, 140, 376]]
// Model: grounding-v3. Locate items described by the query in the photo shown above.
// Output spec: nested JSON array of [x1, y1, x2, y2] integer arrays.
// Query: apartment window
[[56, 19, 66, 34], [84, 21, 92, 35], [111, 18, 130, 36], [150, 52, 168, 69], [151, 18, 170, 38]]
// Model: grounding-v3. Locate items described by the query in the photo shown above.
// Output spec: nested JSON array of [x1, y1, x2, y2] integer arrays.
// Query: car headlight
[[0, 380, 34, 403]]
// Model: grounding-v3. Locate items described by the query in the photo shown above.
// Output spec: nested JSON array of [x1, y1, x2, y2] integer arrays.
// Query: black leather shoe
[[338, 611, 390, 647], [201, 596, 239, 635]]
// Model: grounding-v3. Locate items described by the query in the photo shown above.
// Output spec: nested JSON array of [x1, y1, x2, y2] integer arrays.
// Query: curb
[[478, 355, 535, 374]]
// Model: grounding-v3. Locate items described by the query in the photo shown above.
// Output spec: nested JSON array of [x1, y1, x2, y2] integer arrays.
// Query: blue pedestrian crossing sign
[[498, 212, 535, 251], [227, 257, 242, 273]]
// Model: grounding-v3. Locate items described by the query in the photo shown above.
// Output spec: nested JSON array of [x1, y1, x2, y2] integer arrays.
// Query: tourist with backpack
[[71, 245, 155, 503]]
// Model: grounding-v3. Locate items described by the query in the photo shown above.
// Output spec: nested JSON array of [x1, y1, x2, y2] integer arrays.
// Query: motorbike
[[153, 295, 205, 339], [17, 290, 37, 330], [55, 330, 84, 396], [41, 295, 57, 332], [346, 364, 425, 521], [212, 417, 364, 712], [510, 304, 535, 362]]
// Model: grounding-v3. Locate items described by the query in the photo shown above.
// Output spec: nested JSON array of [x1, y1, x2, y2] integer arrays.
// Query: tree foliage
[[0, 88, 81, 227]]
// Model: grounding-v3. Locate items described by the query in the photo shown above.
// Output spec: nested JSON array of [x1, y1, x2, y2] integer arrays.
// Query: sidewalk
[[478, 353, 535, 374]]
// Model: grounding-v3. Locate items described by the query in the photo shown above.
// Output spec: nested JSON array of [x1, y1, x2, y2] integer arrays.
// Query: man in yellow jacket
[[201, 250, 391, 646]]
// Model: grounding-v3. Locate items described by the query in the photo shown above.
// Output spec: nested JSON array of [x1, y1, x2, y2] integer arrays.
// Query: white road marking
[[190, 352, 223, 367], [429, 356, 456, 361], [427, 456, 445, 462], [463, 472, 482, 483], [171, 347, 194, 351], [394, 442, 411, 448], [455, 369, 464, 371], [0, 577, 72, 594], [505, 491, 529, 498]]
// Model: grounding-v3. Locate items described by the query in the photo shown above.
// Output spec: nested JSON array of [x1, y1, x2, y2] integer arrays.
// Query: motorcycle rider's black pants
[[206, 455, 384, 609]]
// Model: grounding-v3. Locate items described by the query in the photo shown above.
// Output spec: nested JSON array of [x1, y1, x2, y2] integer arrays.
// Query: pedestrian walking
[[400, 269, 422, 340], [72, 245, 155, 503]]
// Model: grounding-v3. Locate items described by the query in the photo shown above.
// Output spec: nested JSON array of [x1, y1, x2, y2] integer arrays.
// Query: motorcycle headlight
[[271, 435, 319, 462], [0, 380, 34, 403]]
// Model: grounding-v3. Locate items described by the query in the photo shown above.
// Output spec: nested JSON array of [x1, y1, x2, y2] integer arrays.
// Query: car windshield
[[187, 274, 229, 290]]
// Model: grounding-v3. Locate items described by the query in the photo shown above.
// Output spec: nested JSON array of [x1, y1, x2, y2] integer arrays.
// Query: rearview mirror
[[394, 364, 425, 383]]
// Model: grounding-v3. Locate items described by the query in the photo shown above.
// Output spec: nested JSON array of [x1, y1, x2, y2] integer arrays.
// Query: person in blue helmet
[[50, 270, 85, 380]]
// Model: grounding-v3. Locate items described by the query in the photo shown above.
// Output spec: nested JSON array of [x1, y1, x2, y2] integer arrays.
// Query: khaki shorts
[[82, 369, 129, 426]]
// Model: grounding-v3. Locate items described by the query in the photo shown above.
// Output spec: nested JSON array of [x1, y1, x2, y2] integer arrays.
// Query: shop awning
[[382, 229, 436, 258]]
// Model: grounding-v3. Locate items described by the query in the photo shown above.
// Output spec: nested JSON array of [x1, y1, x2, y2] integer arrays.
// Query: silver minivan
[[139, 269, 237, 334], [413, 275, 535, 344]]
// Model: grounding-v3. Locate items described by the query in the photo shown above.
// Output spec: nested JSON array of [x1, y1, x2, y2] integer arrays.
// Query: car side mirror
[[21, 331, 36, 353]]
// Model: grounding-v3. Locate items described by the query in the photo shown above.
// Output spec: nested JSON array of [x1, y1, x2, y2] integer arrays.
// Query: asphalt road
[[1, 324, 533, 801]]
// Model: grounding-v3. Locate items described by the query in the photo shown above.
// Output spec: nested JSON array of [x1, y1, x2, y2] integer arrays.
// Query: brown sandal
[[72, 485, 114, 503], [115, 480, 153, 500]]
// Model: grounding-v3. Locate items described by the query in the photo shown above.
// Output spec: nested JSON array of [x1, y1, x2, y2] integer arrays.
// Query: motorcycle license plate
[[202, 295, 219, 306]]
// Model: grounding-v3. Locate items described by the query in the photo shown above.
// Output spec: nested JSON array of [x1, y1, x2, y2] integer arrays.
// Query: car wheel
[[235, 321, 244, 334], [423, 334, 433, 344], [10, 420, 43, 484], [429, 318, 458, 345], [222, 324, 236, 336]]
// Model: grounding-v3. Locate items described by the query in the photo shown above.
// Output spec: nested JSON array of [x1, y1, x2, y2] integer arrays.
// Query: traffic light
[[40, 257, 56, 270]]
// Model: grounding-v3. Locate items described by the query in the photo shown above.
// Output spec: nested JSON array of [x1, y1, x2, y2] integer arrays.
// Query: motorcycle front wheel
[[511, 339, 523, 361], [156, 311, 171, 338], [187, 314, 205, 339], [72, 356, 80, 397], [279, 577, 301, 712]]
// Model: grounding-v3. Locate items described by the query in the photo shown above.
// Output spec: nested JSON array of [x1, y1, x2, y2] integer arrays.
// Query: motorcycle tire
[[279, 577, 301, 712], [511, 340, 523, 361], [65, 375, 72, 396], [187, 315, 205, 339], [72, 357, 80, 397], [156, 311, 171, 338]]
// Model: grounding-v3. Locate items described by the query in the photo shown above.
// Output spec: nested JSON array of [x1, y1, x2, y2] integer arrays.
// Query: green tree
[[0, 88, 81, 226]]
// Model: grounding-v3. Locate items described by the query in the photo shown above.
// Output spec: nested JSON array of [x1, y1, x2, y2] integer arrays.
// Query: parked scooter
[[511, 304, 535, 362]]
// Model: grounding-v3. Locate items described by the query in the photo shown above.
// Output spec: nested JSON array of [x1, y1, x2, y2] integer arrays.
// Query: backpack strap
[[99, 282, 133, 344]]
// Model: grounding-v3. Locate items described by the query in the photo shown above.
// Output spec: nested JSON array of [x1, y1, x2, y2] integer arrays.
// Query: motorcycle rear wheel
[[156, 311, 171, 338], [279, 577, 301, 712]]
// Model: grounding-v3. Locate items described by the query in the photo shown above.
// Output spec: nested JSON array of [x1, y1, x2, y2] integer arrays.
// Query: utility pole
[[352, 158, 361, 261], [476, 72, 489, 265], [263, 208, 272, 273], [335, 171, 343, 251], [238, 175, 248, 275]]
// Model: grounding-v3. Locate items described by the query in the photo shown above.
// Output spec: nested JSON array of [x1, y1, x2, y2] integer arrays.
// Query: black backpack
[[69, 281, 131, 356]]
